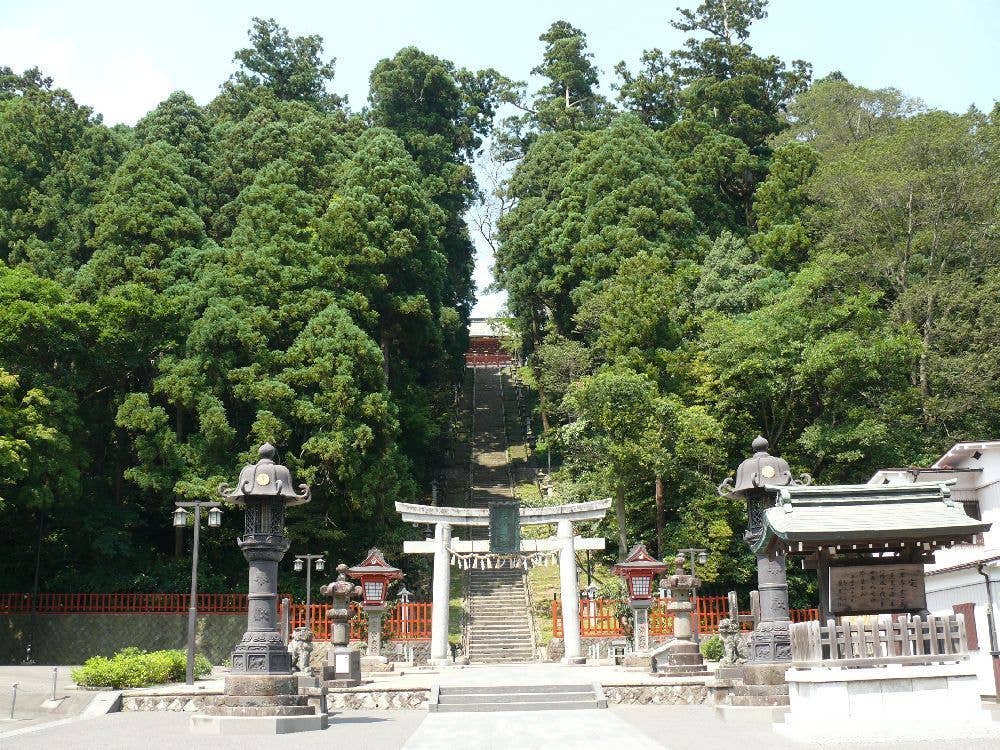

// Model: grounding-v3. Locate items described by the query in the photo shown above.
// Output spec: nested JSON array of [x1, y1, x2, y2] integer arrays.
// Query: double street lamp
[[172, 499, 223, 685], [293, 553, 326, 630]]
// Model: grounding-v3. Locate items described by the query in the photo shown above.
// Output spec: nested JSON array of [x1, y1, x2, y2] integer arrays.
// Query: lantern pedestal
[[622, 600, 654, 670], [320, 563, 363, 687], [360, 605, 393, 673], [190, 443, 325, 735], [653, 557, 709, 676]]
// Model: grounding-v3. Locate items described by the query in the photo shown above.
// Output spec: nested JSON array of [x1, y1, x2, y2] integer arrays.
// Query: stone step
[[732, 684, 790, 697], [728, 695, 790, 707], [432, 685, 606, 712], [221, 695, 309, 708], [469, 626, 531, 632], [439, 692, 594, 705], [442, 685, 594, 696], [201, 705, 316, 717]]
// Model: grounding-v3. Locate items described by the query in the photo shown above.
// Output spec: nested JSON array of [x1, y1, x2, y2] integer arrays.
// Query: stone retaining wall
[[122, 688, 430, 712], [1, 613, 245, 665], [603, 684, 710, 705]]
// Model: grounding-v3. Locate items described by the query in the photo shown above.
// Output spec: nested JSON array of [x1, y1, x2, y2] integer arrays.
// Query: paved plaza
[[7, 703, 1000, 750]]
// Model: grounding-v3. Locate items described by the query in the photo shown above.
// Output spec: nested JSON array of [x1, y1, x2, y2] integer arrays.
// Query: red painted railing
[[1, 592, 433, 642], [465, 353, 513, 367], [552, 596, 819, 638], [0, 592, 262, 614], [284, 601, 432, 642]]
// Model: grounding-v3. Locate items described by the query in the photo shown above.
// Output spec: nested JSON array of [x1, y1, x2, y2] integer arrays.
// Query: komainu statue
[[718, 618, 747, 666], [288, 626, 314, 675]]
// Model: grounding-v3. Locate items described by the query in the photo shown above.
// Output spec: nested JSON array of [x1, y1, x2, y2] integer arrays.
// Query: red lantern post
[[613, 543, 668, 661], [347, 548, 403, 672]]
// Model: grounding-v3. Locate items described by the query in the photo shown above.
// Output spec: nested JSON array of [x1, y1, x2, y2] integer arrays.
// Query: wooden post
[[816, 549, 831, 624]]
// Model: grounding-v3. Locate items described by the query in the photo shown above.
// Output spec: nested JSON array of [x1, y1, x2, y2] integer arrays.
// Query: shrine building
[[870, 441, 1000, 695], [465, 318, 513, 368]]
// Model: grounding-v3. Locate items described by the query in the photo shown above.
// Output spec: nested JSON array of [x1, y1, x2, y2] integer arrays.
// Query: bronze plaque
[[489, 501, 520, 554], [828, 564, 926, 615]]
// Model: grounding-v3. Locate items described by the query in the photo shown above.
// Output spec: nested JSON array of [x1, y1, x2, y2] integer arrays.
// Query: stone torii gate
[[395, 498, 611, 665]]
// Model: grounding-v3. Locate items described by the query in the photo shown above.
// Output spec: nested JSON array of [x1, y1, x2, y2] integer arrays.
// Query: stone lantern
[[319, 564, 362, 687], [718, 436, 800, 664], [191, 443, 324, 735], [652, 554, 708, 675], [613, 543, 667, 667], [348, 548, 403, 673]]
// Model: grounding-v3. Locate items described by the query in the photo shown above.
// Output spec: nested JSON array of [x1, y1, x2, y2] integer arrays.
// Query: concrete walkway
[[10, 703, 1000, 750], [403, 707, 663, 750]]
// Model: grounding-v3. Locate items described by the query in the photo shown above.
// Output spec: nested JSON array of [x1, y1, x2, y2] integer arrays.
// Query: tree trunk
[[654, 476, 665, 559], [529, 307, 550, 433], [615, 484, 628, 560], [380, 333, 391, 384], [919, 292, 935, 399]]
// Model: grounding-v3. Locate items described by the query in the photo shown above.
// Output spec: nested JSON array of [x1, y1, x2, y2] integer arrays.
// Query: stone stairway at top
[[464, 365, 535, 663]]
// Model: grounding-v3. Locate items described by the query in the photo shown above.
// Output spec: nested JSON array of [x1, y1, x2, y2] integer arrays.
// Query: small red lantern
[[347, 548, 403, 606], [612, 543, 668, 602]]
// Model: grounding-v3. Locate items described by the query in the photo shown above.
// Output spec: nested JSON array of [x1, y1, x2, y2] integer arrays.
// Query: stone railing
[[790, 614, 968, 668]]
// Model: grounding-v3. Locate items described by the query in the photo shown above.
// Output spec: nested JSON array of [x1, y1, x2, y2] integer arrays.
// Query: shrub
[[72, 647, 211, 689], [700, 634, 724, 662]]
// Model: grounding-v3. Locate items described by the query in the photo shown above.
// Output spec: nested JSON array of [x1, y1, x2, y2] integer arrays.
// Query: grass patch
[[449, 568, 465, 646]]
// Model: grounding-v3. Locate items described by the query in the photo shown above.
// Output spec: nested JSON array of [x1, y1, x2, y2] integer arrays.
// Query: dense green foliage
[[2, 3, 997, 607], [72, 647, 212, 688], [494, 1, 1000, 603], [0, 19, 502, 594]]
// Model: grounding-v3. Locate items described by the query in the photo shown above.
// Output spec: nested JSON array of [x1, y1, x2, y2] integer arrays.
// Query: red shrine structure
[[465, 318, 513, 368]]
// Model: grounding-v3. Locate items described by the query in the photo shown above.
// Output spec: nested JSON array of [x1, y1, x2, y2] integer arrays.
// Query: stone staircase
[[460, 365, 538, 663], [466, 567, 534, 663], [431, 684, 606, 713]]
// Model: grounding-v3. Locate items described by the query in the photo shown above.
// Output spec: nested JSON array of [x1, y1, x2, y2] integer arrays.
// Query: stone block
[[742, 663, 787, 685], [224, 674, 297, 696], [189, 713, 326, 735]]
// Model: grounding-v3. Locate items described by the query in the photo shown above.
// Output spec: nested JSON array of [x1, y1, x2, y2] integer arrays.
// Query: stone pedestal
[[319, 564, 362, 687], [776, 664, 1000, 743], [653, 639, 709, 676], [322, 646, 361, 687], [652, 554, 708, 676], [190, 675, 326, 735]]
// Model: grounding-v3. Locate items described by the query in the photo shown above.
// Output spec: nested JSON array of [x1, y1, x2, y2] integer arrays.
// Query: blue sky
[[2, 0, 997, 315]]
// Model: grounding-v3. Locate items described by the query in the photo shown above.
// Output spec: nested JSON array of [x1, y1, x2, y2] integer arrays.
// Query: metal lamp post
[[293, 553, 326, 631], [676, 548, 708, 643], [172, 499, 223, 685]]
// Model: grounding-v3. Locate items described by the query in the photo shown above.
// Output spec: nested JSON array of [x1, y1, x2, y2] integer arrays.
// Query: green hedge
[[699, 635, 724, 662], [72, 647, 212, 688]]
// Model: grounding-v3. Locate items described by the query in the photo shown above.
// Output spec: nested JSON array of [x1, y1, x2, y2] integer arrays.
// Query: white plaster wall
[[926, 574, 998, 696]]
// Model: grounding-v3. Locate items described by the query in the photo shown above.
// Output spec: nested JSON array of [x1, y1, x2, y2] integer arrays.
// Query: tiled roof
[[753, 481, 990, 554]]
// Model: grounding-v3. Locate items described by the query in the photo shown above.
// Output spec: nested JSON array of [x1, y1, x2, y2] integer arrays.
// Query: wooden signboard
[[828, 563, 926, 615], [489, 501, 520, 554]]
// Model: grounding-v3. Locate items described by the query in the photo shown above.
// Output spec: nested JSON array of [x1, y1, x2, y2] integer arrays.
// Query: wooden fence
[[552, 596, 819, 638], [790, 615, 969, 668]]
